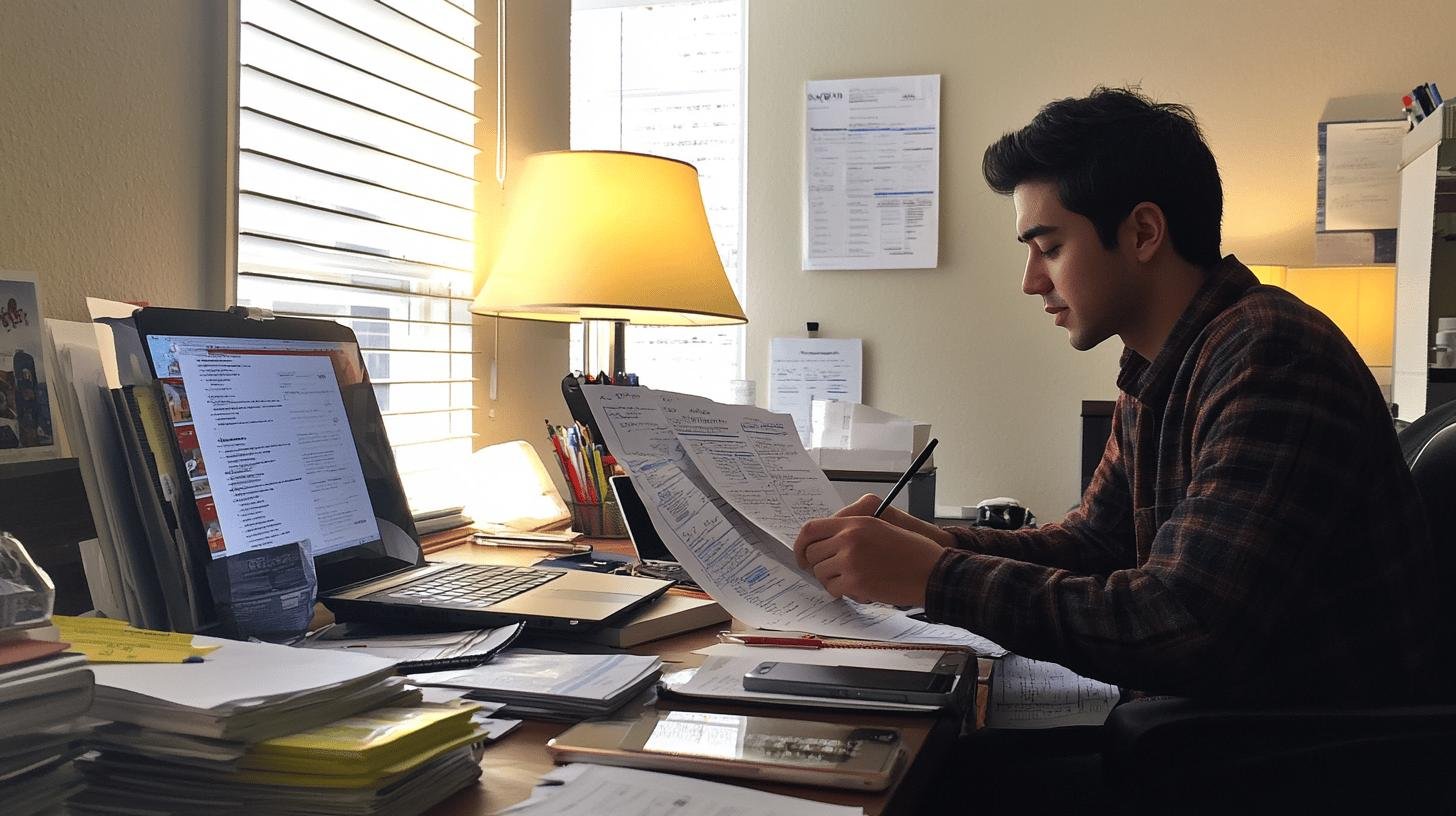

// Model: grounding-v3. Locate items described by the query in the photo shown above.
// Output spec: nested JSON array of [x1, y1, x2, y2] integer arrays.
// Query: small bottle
[[806, 321, 819, 339]]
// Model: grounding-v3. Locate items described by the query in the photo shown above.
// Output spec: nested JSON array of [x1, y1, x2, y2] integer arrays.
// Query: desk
[[420, 537, 979, 815]]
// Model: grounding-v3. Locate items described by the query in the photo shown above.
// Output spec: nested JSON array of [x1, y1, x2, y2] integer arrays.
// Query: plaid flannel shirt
[[926, 256, 1439, 703]]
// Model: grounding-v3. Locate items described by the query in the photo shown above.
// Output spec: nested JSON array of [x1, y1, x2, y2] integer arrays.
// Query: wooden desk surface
[[420, 537, 974, 816]]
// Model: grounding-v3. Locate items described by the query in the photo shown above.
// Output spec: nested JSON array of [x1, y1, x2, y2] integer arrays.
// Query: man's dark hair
[[983, 87, 1223, 267]]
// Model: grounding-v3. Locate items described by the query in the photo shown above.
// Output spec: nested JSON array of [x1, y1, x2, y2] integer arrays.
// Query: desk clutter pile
[[0, 633, 95, 813]]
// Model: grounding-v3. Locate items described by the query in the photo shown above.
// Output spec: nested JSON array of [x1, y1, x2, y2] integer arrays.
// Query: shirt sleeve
[[924, 334, 1364, 698], [944, 398, 1135, 575]]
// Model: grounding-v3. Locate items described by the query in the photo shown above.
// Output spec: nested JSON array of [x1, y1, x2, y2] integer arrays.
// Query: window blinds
[[236, 0, 479, 512]]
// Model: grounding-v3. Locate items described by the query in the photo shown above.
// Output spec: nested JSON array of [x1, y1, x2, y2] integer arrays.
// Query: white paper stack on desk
[[69, 636, 489, 816], [411, 650, 661, 722], [0, 638, 96, 816]]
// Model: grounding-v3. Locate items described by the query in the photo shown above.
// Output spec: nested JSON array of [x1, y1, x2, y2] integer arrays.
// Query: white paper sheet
[[1323, 120, 1405, 231], [583, 386, 1003, 655], [662, 392, 844, 546], [89, 636, 397, 712], [503, 763, 864, 816], [803, 74, 940, 271], [410, 653, 660, 702], [768, 337, 862, 446], [986, 654, 1120, 729]]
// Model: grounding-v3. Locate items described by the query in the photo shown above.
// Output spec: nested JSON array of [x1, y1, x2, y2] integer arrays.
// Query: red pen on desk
[[718, 631, 971, 652]]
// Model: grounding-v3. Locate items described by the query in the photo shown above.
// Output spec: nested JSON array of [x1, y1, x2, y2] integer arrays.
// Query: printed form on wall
[[803, 74, 941, 271]]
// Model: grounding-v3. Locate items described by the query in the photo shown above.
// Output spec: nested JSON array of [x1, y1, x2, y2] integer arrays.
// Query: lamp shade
[[472, 150, 746, 326]]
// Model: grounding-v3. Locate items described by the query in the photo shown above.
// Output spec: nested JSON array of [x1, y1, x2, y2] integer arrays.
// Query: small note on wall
[[768, 337, 863, 446]]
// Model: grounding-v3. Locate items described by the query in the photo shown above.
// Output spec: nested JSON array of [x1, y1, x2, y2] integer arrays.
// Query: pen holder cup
[[568, 499, 629, 538]]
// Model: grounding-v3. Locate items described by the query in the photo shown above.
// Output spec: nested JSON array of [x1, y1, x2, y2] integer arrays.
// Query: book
[[583, 594, 729, 648], [241, 703, 480, 776]]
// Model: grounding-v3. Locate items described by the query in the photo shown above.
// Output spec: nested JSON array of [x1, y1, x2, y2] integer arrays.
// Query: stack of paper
[[85, 636, 407, 742], [0, 637, 95, 815], [412, 651, 661, 721], [986, 654, 1121, 729], [71, 636, 488, 815]]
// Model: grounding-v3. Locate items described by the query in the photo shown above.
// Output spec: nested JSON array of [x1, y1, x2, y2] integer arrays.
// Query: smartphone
[[546, 710, 905, 791], [742, 654, 967, 706]]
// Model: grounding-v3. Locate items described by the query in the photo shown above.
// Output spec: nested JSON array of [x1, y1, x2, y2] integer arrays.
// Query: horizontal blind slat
[[242, 0, 477, 109], [239, 151, 473, 240], [238, 235, 472, 288], [238, 194, 473, 271], [375, 0, 480, 47], [291, 0, 478, 77], [240, 67, 477, 175], [240, 110, 475, 207], [241, 24, 477, 142]]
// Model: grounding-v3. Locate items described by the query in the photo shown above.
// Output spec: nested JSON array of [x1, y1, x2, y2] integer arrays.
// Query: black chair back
[[1399, 405, 1456, 672]]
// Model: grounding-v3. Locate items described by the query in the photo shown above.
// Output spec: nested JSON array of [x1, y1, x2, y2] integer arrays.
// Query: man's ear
[[1123, 202, 1168, 263]]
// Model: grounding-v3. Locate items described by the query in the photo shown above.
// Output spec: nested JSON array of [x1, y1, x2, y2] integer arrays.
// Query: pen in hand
[[871, 438, 938, 519]]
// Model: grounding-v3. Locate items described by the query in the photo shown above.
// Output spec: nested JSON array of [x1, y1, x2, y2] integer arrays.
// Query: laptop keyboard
[[382, 564, 564, 609]]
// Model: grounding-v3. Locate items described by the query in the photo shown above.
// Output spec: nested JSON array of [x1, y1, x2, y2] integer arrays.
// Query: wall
[[0, 0, 225, 321], [746, 0, 1456, 518], [472, 0, 576, 485]]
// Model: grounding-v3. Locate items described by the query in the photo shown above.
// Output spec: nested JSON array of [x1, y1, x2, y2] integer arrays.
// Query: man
[[794, 87, 1439, 704]]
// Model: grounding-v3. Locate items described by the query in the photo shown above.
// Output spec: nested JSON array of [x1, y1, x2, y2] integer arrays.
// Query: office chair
[[1102, 402, 1456, 814]]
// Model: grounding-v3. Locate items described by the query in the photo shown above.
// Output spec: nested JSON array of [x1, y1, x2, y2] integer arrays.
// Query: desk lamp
[[1248, 263, 1395, 367], [471, 150, 746, 378]]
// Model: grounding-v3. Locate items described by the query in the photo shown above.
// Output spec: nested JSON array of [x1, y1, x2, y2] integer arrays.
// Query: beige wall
[[0, 0, 227, 322], [472, 0, 577, 488], [746, 0, 1456, 517]]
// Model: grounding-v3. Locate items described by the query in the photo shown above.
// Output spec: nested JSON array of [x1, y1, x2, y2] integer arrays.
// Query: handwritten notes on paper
[[987, 654, 1120, 729], [1322, 120, 1406, 232], [51, 616, 220, 663], [581, 385, 1003, 655]]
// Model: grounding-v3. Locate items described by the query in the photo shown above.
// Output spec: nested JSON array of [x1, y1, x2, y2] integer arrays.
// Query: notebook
[[131, 307, 671, 634]]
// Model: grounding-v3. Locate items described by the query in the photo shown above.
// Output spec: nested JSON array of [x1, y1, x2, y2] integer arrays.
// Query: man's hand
[[793, 510, 947, 607], [834, 494, 957, 549]]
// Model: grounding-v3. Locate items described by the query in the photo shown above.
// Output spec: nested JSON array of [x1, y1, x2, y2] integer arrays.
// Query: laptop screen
[[143, 334, 382, 561], [134, 309, 422, 593], [610, 475, 674, 563]]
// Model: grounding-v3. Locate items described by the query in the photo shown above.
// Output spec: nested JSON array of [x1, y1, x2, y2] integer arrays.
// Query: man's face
[[1012, 180, 1139, 351]]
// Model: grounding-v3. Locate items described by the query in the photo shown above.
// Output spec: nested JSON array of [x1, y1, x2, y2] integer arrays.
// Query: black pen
[[871, 438, 939, 518]]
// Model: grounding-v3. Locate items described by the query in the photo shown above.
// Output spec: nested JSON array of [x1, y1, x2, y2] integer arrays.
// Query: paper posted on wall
[[581, 385, 1002, 655]]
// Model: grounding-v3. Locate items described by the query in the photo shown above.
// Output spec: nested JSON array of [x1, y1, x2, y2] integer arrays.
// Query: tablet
[[546, 710, 905, 791]]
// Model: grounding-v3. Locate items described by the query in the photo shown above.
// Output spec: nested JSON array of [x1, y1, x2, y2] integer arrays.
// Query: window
[[234, 0, 479, 513], [570, 0, 745, 401]]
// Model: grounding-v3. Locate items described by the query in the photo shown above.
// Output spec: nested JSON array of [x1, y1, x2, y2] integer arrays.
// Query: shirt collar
[[1116, 255, 1260, 405]]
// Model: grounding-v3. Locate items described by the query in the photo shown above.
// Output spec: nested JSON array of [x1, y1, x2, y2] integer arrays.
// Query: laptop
[[610, 475, 699, 590], [132, 307, 670, 633]]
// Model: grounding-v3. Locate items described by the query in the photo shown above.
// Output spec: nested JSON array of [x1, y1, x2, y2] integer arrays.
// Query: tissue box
[[808, 400, 933, 473]]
